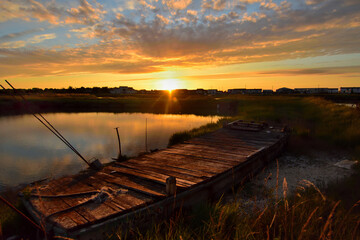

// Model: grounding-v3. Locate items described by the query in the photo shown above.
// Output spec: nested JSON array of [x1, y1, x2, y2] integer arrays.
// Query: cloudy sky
[[0, 0, 359, 90]]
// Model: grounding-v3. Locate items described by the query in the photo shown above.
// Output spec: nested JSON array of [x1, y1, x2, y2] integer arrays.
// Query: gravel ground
[[226, 150, 358, 206]]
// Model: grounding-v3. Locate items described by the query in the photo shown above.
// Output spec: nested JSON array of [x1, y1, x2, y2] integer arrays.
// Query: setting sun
[[159, 79, 181, 92]]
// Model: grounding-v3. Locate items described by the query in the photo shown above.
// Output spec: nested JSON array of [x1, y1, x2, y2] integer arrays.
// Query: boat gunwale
[[21, 124, 289, 237]]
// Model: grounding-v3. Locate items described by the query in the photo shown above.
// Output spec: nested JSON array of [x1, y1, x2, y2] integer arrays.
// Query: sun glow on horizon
[[159, 79, 181, 92]]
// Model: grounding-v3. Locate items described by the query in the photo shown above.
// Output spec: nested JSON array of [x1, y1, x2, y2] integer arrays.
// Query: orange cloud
[[163, 0, 193, 10], [0, 0, 359, 81]]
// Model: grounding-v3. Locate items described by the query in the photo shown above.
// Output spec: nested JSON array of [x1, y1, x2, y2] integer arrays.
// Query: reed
[[114, 178, 360, 240], [167, 117, 235, 146]]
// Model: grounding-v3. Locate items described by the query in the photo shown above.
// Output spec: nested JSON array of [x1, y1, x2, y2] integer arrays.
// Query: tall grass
[[228, 96, 360, 155], [115, 179, 360, 240], [158, 96, 360, 240], [168, 117, 235, 146], [1, 95, 359, 238], [0, 194, 37, 238]]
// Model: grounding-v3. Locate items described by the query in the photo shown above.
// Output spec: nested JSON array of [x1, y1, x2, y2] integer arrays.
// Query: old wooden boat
[[21, 120, 289, 239]]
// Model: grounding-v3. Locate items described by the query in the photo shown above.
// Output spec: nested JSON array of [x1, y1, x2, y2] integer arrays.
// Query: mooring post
[[115, 127, 122, 160], [166, 176, 177, 196], [145, 118, 148, 152]]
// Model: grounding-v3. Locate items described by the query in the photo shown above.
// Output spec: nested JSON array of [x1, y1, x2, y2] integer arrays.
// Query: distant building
[[207, 89, 219, 95], [340, 87, 360, 94], [262, 90, 274, 94], [110, 86, 137, 94], [196, 89, 207, 95], [245, 89, 262, 94], [172, 89, 189, 96], [327, 88, 339, 94], [228, 89, 246, 94], [138, 89, 148, 94], [276, 87, 294, 94], [294, 88, 339, 94]]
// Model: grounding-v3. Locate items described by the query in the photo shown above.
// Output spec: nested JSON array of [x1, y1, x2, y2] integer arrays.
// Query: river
[[0, 112, 218, 190]]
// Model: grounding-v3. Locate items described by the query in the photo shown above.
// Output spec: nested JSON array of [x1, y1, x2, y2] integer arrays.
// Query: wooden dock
[[22, 121, 288, 239]]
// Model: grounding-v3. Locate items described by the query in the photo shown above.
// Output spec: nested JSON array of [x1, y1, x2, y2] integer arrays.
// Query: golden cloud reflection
[[0, 112, 219, 189]]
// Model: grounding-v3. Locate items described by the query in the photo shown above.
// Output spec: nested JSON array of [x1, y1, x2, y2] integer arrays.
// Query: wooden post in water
[[145, 118, 148, 152], [115, 127, 122, 160], [166, 176, 177, 196]]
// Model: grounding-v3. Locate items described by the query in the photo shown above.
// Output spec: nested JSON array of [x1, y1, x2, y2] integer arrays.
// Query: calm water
[[0, 113, 218, 190]]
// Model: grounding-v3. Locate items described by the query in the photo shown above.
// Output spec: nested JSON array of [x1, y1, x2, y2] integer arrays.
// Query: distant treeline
[[1, 86, 121, 95], [0, 92, 359, 117], [1, 86, 360, 96]]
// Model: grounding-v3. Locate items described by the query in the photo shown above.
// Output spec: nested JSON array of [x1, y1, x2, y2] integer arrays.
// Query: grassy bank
[[0, 190, 38, 239], [0, 94, 219, 116], [234, 96, 360, 154], [3, 94, 358, 149], [115, 181, 359, 240], [159, 96, 360, 240], [168, 117, 236, 146], [2, 94, 360, 153], [165, 95, 360, 154], [1, 95, 359, 239]]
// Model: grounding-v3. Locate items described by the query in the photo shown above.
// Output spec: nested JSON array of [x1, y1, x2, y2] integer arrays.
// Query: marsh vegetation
[[0, 94, 359, 239]]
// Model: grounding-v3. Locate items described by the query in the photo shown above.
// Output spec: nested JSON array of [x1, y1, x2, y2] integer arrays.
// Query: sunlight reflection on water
[[0, 112, 219, 189]]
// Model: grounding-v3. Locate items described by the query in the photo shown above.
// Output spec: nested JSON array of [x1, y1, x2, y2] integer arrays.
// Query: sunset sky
[[0, 0, 359, 90]]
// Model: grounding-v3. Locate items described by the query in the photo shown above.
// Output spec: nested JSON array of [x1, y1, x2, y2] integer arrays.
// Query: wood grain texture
[[23, 125, 287, 233]]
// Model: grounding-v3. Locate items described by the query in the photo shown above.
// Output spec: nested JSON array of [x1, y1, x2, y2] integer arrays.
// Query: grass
[[158, 96, 360, 240], [166, 95, 360, 154], [167, 117, 235, 146], [1, 94, 360, 239], [0, 189, 39, 239], [325, 163, 360, 212], [2, 94, 360, 152], [114, 177, 360, 240], [230, 96, 360, 154], [0, 93, 219, 116]]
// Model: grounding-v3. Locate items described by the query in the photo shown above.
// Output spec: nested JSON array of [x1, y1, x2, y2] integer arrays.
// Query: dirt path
[[227, 150, 357, 206]]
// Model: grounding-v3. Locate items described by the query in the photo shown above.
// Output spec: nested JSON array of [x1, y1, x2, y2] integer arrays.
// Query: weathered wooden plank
[[82, 201, 120, 222], [202, 128, 278, 140], [170, 144, 251, 159], [133, 155, 220, 176], [112, 191, 152, 210], [188, 138, 252, 147], [201, 130, 280, 145], [96, 171, 166, 198], [39, 175, 128, 226], [152, 147, 241, 164], [86, 175, 155, 203], [81, 175, 155, 212], [146, 152, 231, 173], [118, 161, 205, 184], [199, 135, 273, 148], [185, 139, 258, 151], [29, 182, 90, 229], [41, 176, 94, 195], [47, 177, 102, 224], [159, 152, 237, 173], [23, 124, 288, 234], [29, 197, 71, 219], [182, 140, 257, 154], [128, 156, 214, 178], [107, 164, 194, 187], [147, 151, 234, 172], [161, 149, 245, 165], [78, 178, 128, 213]]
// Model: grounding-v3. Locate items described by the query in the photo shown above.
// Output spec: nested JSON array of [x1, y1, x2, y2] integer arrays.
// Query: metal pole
[[2, 81, 92, 168], [115, 127, 121, 159]]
